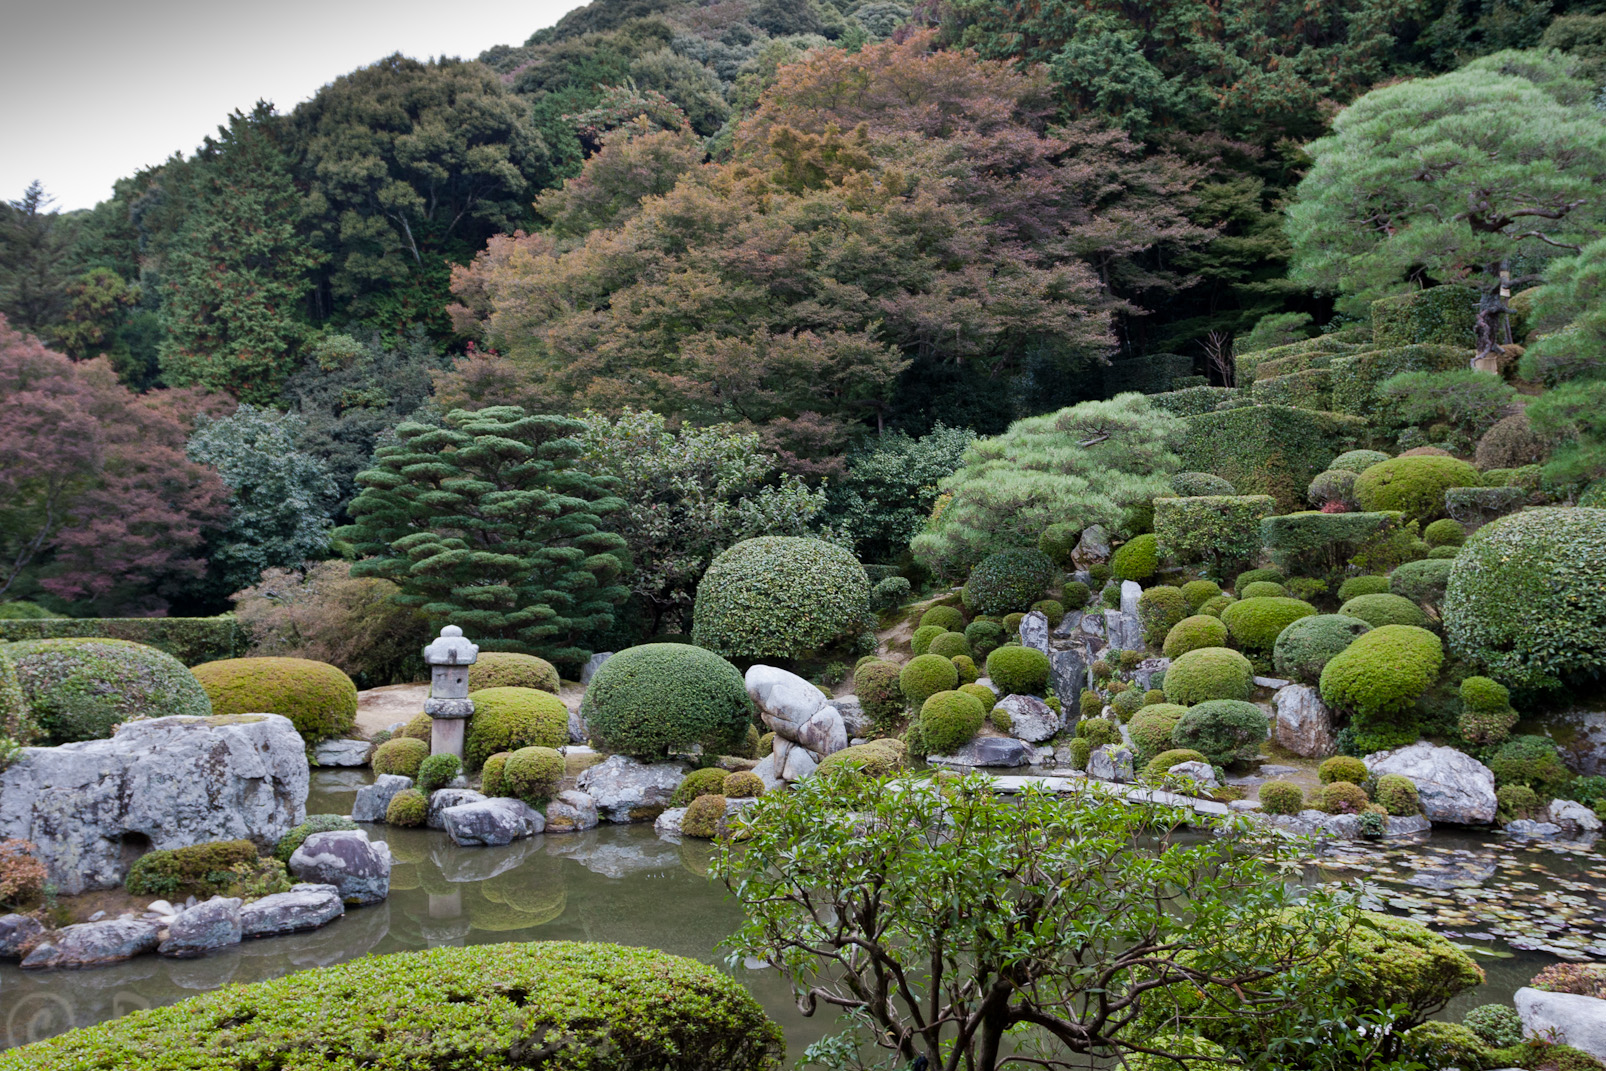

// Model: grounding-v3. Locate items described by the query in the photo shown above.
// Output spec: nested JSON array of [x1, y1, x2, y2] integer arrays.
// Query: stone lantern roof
[[423, 625, 479, 666]]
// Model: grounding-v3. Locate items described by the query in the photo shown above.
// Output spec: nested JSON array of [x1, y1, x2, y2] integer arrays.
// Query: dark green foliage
[[1306, 468, 1358, 509], [2, 638, 211, 745], [1111, 533, 1159, 581], [963, 619, 1006, 659], [1103, 353, 1193, 395], [1148, 386, 1242, 418], [1463, 1004, 1525, 1049], [1153, 495, 1275, 571], [871, 576, 912, 612], [928, 632, 972, 659], [1370, 287, 1479, 349], [1498, 783, 1543, 823], [829, 425, 976, 565], [1261, 510, 1411, 577], [1331, 450, 1391, 473], [1170, 700, 1268, 766], [1376, 774, 1421, 816], [1489, 735, 1573, 795], [985, 646, 1050, 696], [1339, 593, 1430, 629], [386, 788, 428, 827], [1178, 405, 1368, 512], [337, 407, 629, 670], [417, 753, 462, 795], [504, 746, 565, 805], [1353, 455, 1481, 523], [0, 617, 247, 666], [1259, 781, 1305, 815], [920, 606, 966, 632], [964, 549, 1058, 615], [274, 815, 357, 863], [1330, 346, 1472, 419], [581, 644, 752, 760], [1390, 558, 1453, 613], [1338, 576, 1391, 600], [1170, 472, 1236, 497], [1065, 737, 1092, 770], [1138, 586, 1189, 645], [1252, 367, 1332, 410], [1062, 580, 1092, 608], [920, 690, 987, 754], [125, 839, 260, 898], [1458, 675, 1518, 746], [1273, 614, 1373, 685], [191, 656, 357, 744], [1445, 507, 1606, 693], [1220, 596, 1317, 652], [1038, 523, 1080, 567], [1110, 687, 1146, 721], [372, 737, 430, 779], [693, 537, 869, 660], [1078, 716, 1121, 748], [1031, 600, 1065, 626], [1163, 647, 1254, 705]]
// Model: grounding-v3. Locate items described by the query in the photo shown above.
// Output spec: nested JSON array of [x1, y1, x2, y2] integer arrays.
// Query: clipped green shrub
[[1330, 449, 1390, 473], [1171, 471, 1237, 496], [910, 625, 945, 656], [1061, 580, 1091, 608], [985, 646, 1050, 696], [466, 652, 560, 694], [397, 713, 432, 741], [871, 575, 912, 612], [1423, 519, 1466, 548], [1319, 756, 1368, 785], [722, 772, 764, 799], [1180, 580, 1222, 609], [1031, 599, 1065, 626], [1320, 625, 1443, 720], [681, 794, 727, 839], [1163, 647, 1254, 705], [1111, 533, 1159, 581], [1003, 611, 1026, 633], [900, 654, 960, 706], [817, 739, 907, 777], [1390, 558, 1453, 611], [1143, 748, 1210, 781], [963, 549, 1058, 615], [0, 942, 784, 1069], [1170, 700, 1268, 766], [1338, 575, 1391, 600], [1, 637, 212, 745], [125, 839, 261, 898], [1078, 716, 1120, 747], [1339, 592, 1429, 629], [481, 752, 512, 797], [1239, 581, 1287, 600], [1444, 507, 1606, 693], [417, 753, 461, 795], [1153, 495, 1276, 570], [1286, 578, 1328, 602], [1353, 455, 1481, 523], [693, 536, 869, 659], [1458, 675, 1517, 745], [1463, 1005, 1524, 1049], [372, 737, 429, 779], [927, 631, 972, 660], [1234, 568, 1285, 590], [386, 789, 428, 827], [1110, 688, 1146, 721], [1065, 737, 1092, 770], [1497, 783, 1542, 822], [581, 644, 753, 760], [464, 687, 570, 772], [952, 654, 979, 685], [1162, 615, 1229, 659], [1038, 523, 1081, 567], [504, 746, 564, 805], [1259, 781, 1305, 815], [1330, 343, 1471, 417], [1198, 595, 1234, 617], [1129, 704, 1187, 762], [1178, 405, 1368, 512], [1401, 1023, 1494, 1071], [1261, 510, 1411, 576], [959, 682, 997, 707], [920, 690, 987, 754], [274, 815, 357, 863], [191, 656, 356, 744], [1376, 774, 1421, 816], [1080, 689, 1102, 718], [1320, 781, 1369, 815], [963, 619, 1006, 657], [1307, 468, 1358, 509], [1489, 735, 1573, 795], [672, 766, 730, 807], [1138, 586, 1189, 645], [1220, 596, 1317, 652], [854, 660, 905, 729], [1273, 614, 1373, 684], [919, 606, 966, 632], [1370, 286, 1477, 348]]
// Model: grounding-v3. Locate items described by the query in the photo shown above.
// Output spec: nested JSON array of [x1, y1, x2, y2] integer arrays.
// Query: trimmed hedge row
[[1178, 405, 1368, 512], [1154, 495, 1276, 569], [0, 617, 247, 666], [1251, 367, 1332, 410], [1148, 386, 1243, 418], [1329, 344, 1469, 417], [1370, 285, 1478, 349]]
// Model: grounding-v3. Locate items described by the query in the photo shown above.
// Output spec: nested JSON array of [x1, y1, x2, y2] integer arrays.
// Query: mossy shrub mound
[[125, 839, 261, 899], [817, 739, 908, 778], [1337, 575, 1391, 600], [1259, 781, 1305, 815], [581, 644, 753, 760], [1320, 625, 1443, 721], [386, 789, 428, 827], [672, 766, 730, 807], [1219, 597, 1317, 653], [1128, 703, 1187, 763], [1162, 615, 1229, 659], [1353, 455, 1480, 523], [191, 656, 355, 744], [900, 654, 960, 706], [920, 690, 986, 754], [1138, 586, 1189, 645], [1272, 614, 1372, 684], [984, 645, 1049, 696], [1339, 593, 1429, 629], [854, 659, 906, 729], [3, 638, 211, 745], [963, 549, 1058, 615], [918, 605, 966, 632], [466, 652, 560, 694], [464, 687, 570, 772], [928, 631, 972, 659], [372, 737, 429, 779], [1162, 647, 1254, 706], [0, 942, 784, 1070], [681, 794, 728, 839], [1169, 700, 1268, 767], [504, 746, 565, 805], [1111, 533, 1159, 582], [693, 536, 869, 659]]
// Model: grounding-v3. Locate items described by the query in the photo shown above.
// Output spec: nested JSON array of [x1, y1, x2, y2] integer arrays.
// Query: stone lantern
[[423, 625, 478, 760]]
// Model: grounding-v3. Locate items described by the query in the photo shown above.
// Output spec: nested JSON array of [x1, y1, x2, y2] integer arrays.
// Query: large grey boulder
[[778, 740, 819, 781], [0, 714, 308, 895], [21, 917, 162, 969], [426, 788, 486, 830], [1050, 648, 1089, 710], [575, 755, 685, 822], [747, 665, 847, 761], [1073, 524, 1110, 566], [1365, 743, 1497, 825], [1088, 744, 1136, 784], [312, 739, 372, 767], [351, 774, 413, 823], [750, 754, 784, 792], [580, 652, 612, 686], [1019, 611, 1050, 654], [240, 884, 344, 938], [159, 896, 242, 958], [1516, 987, 1606, 1060], [928, 736, 1034, 768], [1166, 761, 1219, 789], [441, 797, 545, 847], [1104, 610, 1144, 653], [1273, 685, 1336, 758], [0, 913, 43, 959], [834, 696, 871, 739], [543, 790, 599, 834], [1550, 799, 1603, 836], [997, 694, 1061, 743], [288, 830, 391, 905]]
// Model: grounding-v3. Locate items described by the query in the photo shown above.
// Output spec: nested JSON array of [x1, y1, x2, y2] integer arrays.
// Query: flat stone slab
[[240, 883, 345, 937], [21, 917, 163, 970], [312, 738, 372, 766], [987, 774, 1230, 817]]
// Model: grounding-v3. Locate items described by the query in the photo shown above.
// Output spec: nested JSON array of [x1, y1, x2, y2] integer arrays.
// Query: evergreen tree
[[0, 182, 73, 336], [336, 406, 629, 669], [158, 105, 323, 402]]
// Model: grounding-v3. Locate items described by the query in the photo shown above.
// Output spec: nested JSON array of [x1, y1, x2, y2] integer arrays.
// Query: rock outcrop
[[0, 714, 309, 894], [1516, 986, 1606, 1060], [239, 884, 345, 937], [21, 918, 163, 969], [746, 665, 850, 782], [288, 829, 391, 905], [440, 797, 546, 847], [1273, 685, 1336, 758], [1364, 742, 1497, 825], [575, 755, 684, 822], [543, 790, 599, 834], [996, 694, 1061, 743], [159, 896, 242, 958]]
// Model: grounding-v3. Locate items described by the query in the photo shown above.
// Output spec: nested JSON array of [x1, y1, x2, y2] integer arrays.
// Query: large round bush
[[692, 536, 869, 659], [1138, 586, 1188, 645], [1444, 508, 1606, 693], [372, 737, 429, 779], [191, 656, 356, 744], [962, 549, 1057, 615], [1170, 699, 1268, 767], [0, 942, 784, 1070], [1273, 614, 1373, 684], [1320, 625, 1443, 720], [1163, 647, 1254, 706], [928, 631, 973, 659], [1, 638, 211, 745], [1129, 703, 1187, 762], [504, 746, 565, 805], [581, 644, 753, 760], [1111, 533, 1159, 582], [1390, 559, 1453, 609], [1219, 597, 1317, 652], [466, 652, 560, 694], [920, 690, 986, 754], [1338, 592, 1429, 629], [919, 605, 966, 632], [985, 645, 1050, 695], [464, 687, 570, 772], [854, 659, 905, 729], [1162, 615, 1229, 659], [901, 654, 960, 706], [1353, 456, 1481, 523]]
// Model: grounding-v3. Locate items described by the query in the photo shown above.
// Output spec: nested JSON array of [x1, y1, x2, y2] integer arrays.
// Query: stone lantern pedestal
[[422, 625, 478, 760]]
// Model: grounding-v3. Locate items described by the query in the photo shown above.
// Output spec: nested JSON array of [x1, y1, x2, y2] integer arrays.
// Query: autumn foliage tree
[[0, 317, 229, 614]]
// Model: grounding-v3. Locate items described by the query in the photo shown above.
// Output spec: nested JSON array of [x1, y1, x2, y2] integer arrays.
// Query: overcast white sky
[[1, 0, 585, 212]]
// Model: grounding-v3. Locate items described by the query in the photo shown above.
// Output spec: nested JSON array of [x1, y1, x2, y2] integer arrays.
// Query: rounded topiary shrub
[[1353, 455, 1481, 523], [854, 659, 906, 729], [928, 631, 973, 659], [1220, 597, 1317, 653], [1138, 586, 1189, 645], [481, 751, 512, 797], [1062, 580, 1092, 608], [1272, 614, 1373, 685], [1038, 523, 1080, 567], [192, 656, 356, 744], [1162, 615, 1229, 660], [818, 738, 908, 777], [1443, 508, 1606, 693], [1376, 774, 1421, 816], [273, 815, 356, 863], [1337, 575, 1391, 601], [2, 638, 212, 745], [1259, 781, 1305, 815], [1339, 592, 1429, 629], [920, 690, 986, 754], [1319, 755, 1368, 785], [1307, 468, 1358, 509], [386, 788, 428, 827], [964, 619, 1005, 657], [1170, 700, 1268, 767], [1163, 647, 1254, 706], [1197, 595, 1234, 617], [1458, 675, 1517, 746], [1142, 748, 1210, 781], [1488, 734, 1573, 795], [1031, 598, 1066, 626], [1330, 449, 1391, 473], [957, 652, 980, 685], [963, 549, 1058, 616], [681, 794, 727, 839], [0, 942, 784, 1069], [1129, 703, 1187, 762], [1077, 716, 1120, 748], [900, 653, 960, 707], [723, 771, 764, 798], [1239, 581, 1287, 600], [1110, 687, 1146, 722], [125, 839, 262, 898], [910, 625, 946, 656], [1233, 568, 1284, 591], [504, 746, 565, 805], [671, 766, 730, 807], [1111, 533, 1159, 582], [692, 536, 869, 659], [959, 682, 998, 707], [871, 575, 912, 612], [984, 645, 1050, 696], [1423, 519, 1466, 548], [581, 643, 753, 760], [1320, 781, 1369, 815], [466, 652, 560, 694], [397, 713, 433, 741], [464, 687, 570, 772], [1180, 580, 1222, 610], [417, 753, 461, 795], [1171, 471, 1236, 496], [1320, 625, 1444, 721], [372, 737, 429, 779], [1390, 558, 1453, 607], [919, 605, 966, 632]]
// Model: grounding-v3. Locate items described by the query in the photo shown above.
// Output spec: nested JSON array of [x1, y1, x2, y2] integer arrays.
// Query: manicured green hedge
[[1235, 335, 1364, 386], [1171, 699, 1268, 767], [1273, 614, 1372, 684], [1154, 495, 1276, 569], [191, 657, 357, 744], [1353, 455, 1481, 523], [1251, 367, 1332, 410], [1148, 386, 1243, 418], [1260, 510, 1406, 575], [581, 643, 753, 759], [0, 616, 247, 666], [692, 537, 869, 659], [0, 942, 785, 1070], [1370, 286, 1478, 349], [1329, 344, 1469, 417], [1178, 405, 1369, 512], [1338, 593, 1430, 629], [1220, 597, 1317, 653], [466, 653, 560, 694], [0, 638, 212, 745], [125, 839, 262, 899], [1320, 625, 1443, 722]]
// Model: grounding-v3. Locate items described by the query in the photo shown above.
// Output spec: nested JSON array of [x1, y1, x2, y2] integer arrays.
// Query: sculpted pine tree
[[337, 407, 629, 668]]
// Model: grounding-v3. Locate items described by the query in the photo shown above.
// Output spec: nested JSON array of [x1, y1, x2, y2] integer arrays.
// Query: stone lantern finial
[[423, 625, 480, 760]]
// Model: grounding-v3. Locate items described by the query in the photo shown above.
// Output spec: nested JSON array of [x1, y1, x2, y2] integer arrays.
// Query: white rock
[[745, 665, 828, 733], [1364, 742, 1496, 825], [312, 738, 372, 767], [1119, 580, 1141, 618], [240, 884, 344, 937], [21, 918, 163, 969], [781, 745, 818, 781], [426, 788, 486, 830], [654, 807, 687, 837], [1517, 986, 1606, 1060], [543, 790, 599, 834], [751, 754, 784, 792], [996, 694, 1061, 743], [288, 830, 391, 905], [0, 714, 308, 895], [441, 797, 545, 847], [1273, 684, 1336, 758], [1087, 744, 1135, 783], [796, 707, 848, 758], [575, 755, 684, 822], [1550, 799, 1603, 835], [1166, 761, 1219, 789], [1019, 611, 1050, 654]]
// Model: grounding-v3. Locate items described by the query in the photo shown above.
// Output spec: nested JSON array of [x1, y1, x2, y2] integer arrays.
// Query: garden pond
[[0, 769, 1598, 1051]]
